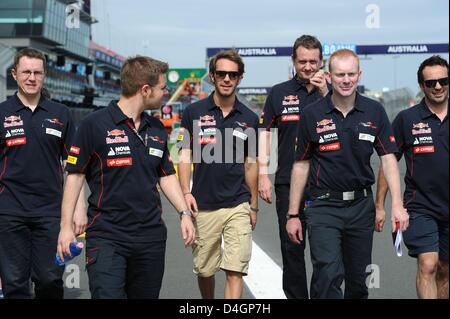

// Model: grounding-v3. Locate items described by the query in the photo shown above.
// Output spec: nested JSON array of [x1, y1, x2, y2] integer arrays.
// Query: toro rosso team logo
[[412, 122, 432, 135], [316, 119, 336, 134], [359, 121, 378, 129], [106, 129, 129, 144], [149, 135, 165, 144], [234, 121, 249, 129], [43, 118, 64, 126], [4, 115, 23, 128], [282, 95, 300, 106]]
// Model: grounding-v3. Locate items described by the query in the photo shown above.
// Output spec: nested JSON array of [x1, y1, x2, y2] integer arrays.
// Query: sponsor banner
[[413, 146, 435, 154], [319, 142, 341, 152], [6, 137, 26, 147], [107, 157, 133, 167]]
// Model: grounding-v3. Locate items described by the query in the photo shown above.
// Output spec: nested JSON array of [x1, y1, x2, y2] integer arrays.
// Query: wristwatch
[[286, 213, 300, 220], [179, 210, 193, 219]]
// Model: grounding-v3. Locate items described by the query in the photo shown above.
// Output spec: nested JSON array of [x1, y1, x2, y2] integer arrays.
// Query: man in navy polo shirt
[[258, 35, 328, 299], [57, 56, 195, 299], [0, 48, 84, 299], [178, 50, 259, 299], [376, 56, 449, 299], [287, 49, 409, 299]]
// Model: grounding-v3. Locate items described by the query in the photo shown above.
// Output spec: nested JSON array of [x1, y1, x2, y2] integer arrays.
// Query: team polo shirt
[[259, 77, 325, 185], [66, 101, 175, 242], [295, 92, 398, 192], [178, 94, 259, 210], [0, 93, 75, 217], [392, 99, 449, 221]]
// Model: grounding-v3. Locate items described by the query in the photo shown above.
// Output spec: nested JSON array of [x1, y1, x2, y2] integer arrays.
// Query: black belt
[[310, 187, 372, 201]]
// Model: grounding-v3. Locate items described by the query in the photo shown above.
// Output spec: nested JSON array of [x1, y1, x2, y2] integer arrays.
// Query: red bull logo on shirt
[[282, 95, 300, 106], [106, 129, 129, 144], [4, 115, 23, 128], [412, 122, 432, 135], [316, 119, 336, 133]]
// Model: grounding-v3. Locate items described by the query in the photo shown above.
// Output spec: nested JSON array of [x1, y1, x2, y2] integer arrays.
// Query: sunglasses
[[423, 77, 449, 88], [214, 70, 241, 80]]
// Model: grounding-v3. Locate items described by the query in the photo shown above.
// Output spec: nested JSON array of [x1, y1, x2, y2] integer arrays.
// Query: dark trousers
[[86, 237, 166, 299], [305, 196, 375, 299], [0, 215, 64, 299], [275, 184, 308, 299]]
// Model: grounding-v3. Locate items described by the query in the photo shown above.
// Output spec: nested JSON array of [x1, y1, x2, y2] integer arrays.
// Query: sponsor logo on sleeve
[[67, 155, 78, 165], [70, 146, 80, 154], [390, 136, 396, 143], [319, 142, 341, 152]]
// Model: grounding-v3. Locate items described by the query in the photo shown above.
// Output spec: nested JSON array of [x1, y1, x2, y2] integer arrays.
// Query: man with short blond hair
[[287, 49, 408, 298]]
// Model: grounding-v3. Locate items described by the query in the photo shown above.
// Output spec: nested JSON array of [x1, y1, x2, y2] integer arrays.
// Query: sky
[[91, 0, 449, 95]]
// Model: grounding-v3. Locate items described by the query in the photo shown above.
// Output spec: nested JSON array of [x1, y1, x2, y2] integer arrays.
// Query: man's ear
[[209, 72, 215, 84], [11, 68, 17, 81]]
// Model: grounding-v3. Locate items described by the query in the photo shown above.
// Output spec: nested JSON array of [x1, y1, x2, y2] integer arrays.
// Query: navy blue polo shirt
[[392, 99, 448, 221], [0, 93, 75, 217], [259, 77, 325, 185], [178, 94, 259, 210], [295, 92, 398, 191], [66, 101, 175, 242]]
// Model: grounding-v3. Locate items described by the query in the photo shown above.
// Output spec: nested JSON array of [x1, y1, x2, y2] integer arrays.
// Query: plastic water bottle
[[55, 242, 84, 266]]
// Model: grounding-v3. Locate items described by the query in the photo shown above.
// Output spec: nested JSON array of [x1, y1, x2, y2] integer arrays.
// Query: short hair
[[292, 35, 323, 60], [328, 49, 360, 73], [417, 55, 449, 84], [209, 50, 244, 75], [14, 48, 46, 71], [120, 56, 168, 97]]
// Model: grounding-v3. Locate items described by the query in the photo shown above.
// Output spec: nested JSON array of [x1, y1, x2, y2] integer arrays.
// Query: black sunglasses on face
[[423, 77, 449, 88], [214, 70, 241, 80]]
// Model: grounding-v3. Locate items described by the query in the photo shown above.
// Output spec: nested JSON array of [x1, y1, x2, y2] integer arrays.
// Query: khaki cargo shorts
[[192, 202, 253, 278]]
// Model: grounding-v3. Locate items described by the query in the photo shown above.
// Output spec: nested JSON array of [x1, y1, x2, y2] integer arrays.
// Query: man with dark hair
[[287, 49, 408, 299], [57, 56, 195, 299], [258, 35, 328, 299], [376, 55, 449, 299], [0, 48, 84, 299], [178, 50, 259, 299]]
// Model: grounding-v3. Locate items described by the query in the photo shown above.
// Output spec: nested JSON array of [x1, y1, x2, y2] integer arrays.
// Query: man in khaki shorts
[[178, 50, 259, 299]]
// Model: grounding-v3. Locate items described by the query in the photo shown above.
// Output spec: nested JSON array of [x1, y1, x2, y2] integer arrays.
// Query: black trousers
[[305, 196, 375, 299], [86, 237, 166, 299], [275, 184, 308, 299], [0, 215, 64, 299]]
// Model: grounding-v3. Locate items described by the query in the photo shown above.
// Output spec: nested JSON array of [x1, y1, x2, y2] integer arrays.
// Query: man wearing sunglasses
[[376, 55, 449, 299], [178, 50, 259, 299], [258, 35, 329, 299]]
